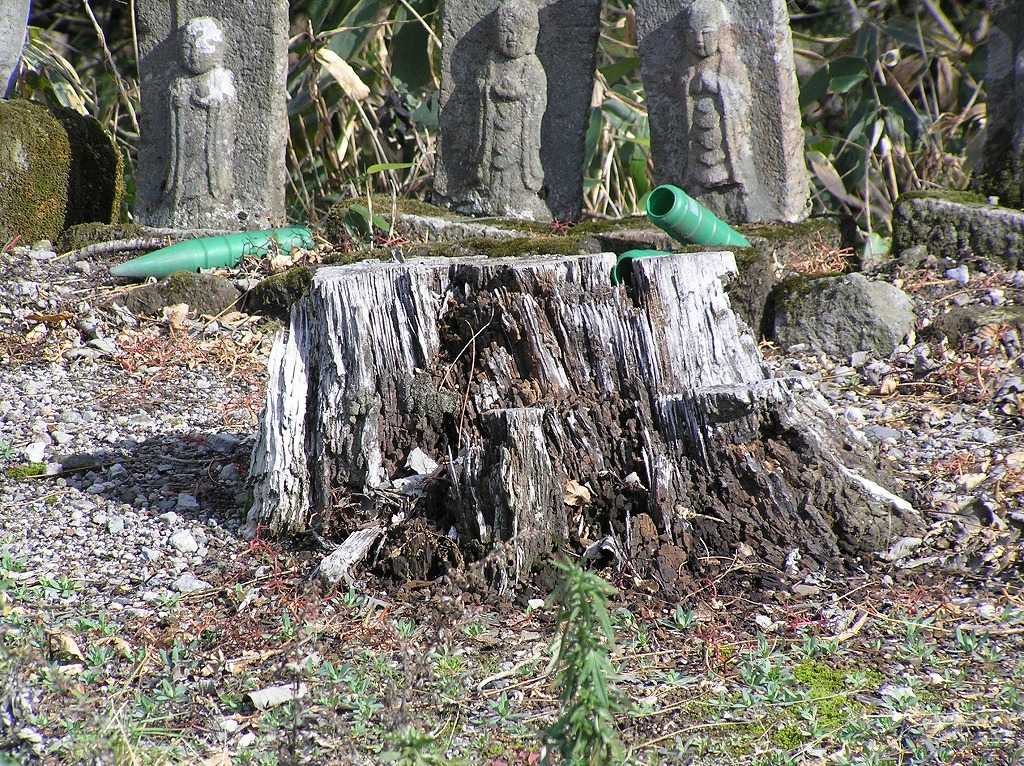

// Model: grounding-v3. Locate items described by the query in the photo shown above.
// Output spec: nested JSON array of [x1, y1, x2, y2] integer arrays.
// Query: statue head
[[686, 0, 725, 59], [495, 0, 540, 60], [180, 17, 226, 75]]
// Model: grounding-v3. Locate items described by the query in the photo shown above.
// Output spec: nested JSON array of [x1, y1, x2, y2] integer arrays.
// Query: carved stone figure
[[135, 0, 288, 230], [978, 1, 1024, 207], [475, 0, 548, 220], [679, 0, 755, 218], [0, 0, 31, 98], [435, 0, 601, 221], [637, 0, 809, 223], [164, 16, 236, 227]]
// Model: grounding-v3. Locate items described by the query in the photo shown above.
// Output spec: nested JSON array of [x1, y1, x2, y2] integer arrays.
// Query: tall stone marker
[[135, 1, 288, 230], [979, 0, 1024, 208], [637, 0, 809, 223], [1, 0, 30, 98], [435, 0, 601, 221]]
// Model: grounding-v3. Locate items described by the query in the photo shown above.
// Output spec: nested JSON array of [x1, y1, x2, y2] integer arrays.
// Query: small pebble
[[169, 530, 199, 554], [944, 264, 969, 285]]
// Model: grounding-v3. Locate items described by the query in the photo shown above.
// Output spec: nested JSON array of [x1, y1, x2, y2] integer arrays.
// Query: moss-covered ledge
[[891, 190, 1024, 269]]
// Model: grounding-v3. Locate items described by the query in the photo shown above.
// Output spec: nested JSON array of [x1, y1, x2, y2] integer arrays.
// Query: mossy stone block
[[0, 99, 123, 244], [892, 191, 1024, 269], [57, 222, 147, 254], [241, 266, 314, 320], [117, 272, 240, 317]]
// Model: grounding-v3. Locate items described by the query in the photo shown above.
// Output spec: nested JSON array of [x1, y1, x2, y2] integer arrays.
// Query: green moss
[[0, 100, 122, 244], [431, 235, 591, 259], [773, 723, 804, 749], [740, 216, 839, 242], [242, 266, 314, 320], [793, 660, 847, 695], [781, 660, 872, 741], [900, 189, 989, 207], [57, 223, 147, 254], [319, 195, 467, 244], [6, 463, 46, 479], [0, 100, 73, 243]]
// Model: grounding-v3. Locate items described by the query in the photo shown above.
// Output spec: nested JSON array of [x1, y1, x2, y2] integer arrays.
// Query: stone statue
[[435, 0, 600, 222], [477, 0, 548, 220], [135, 0, 288, 230], [637, 0, 809, 223], [164, 16, 236, 228], [678, 0, 755, 217]]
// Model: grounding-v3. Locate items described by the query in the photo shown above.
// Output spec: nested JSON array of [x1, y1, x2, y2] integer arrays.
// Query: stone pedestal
[[636, 0, 808, 223], [134, 1, 288, 230], [435, 0, 601, 222], [0, 0, 30, 97], [977, 0, 1024, 208]]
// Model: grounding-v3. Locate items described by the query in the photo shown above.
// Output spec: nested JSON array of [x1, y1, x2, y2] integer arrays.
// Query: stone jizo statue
[[637, 0, 809, 222], [477, 0, 548, 220], [679, 0, 755, 219], [136, 0, 288, 230], [165, 16, 237, 227]]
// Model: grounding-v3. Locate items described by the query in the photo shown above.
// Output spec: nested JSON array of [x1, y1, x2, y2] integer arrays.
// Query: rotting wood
[[247, 251, 920, 591]]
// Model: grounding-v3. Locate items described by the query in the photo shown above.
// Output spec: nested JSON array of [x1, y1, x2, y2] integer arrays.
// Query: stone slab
[[0, 0, 30, 97], [134, 1, 288, 230], [435, 0, 601, 222], [892, 192, 1024, 270], [977, 0, 1024, 207], [636, 0, 808, 223]]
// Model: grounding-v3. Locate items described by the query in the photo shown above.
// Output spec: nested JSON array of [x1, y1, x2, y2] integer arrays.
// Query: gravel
[[1, 242, 267, 624]]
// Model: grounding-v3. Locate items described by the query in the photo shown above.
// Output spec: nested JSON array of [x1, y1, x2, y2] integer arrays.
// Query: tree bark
[[247, 251, 920, 590]]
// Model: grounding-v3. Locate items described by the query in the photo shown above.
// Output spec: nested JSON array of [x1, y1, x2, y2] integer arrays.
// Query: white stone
[[173, 573, 211, 593], [169, 530, 199, 554]]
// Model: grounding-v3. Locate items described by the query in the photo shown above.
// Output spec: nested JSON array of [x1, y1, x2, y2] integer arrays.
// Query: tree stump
[[247, 251, 919, 590]]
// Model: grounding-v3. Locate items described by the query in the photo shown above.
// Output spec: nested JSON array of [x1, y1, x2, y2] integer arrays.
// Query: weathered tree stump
[[248, 251, 919, 590]]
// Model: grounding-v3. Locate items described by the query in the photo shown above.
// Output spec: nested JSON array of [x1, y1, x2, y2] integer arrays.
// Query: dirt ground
[[1, 236, 1023, 765]]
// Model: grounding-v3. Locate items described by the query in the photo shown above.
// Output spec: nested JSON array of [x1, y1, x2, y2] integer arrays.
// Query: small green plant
[[394, 618, 417, 639], [670, 606, 697, 631], [547, 559, 624, 766], [380, 726, 446, 765], [462, 621, 486, 638]]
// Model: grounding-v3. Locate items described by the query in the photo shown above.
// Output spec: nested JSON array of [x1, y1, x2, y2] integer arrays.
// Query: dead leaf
[[316, 49, 370, 101], [102, 636, 133, 659], [247, 682, 308, 710], [957, 473, 987, 491], [201, 751, 233, 766], [162, 303, 189, 330], [47, 630, 84, 662], [269, 253, 294, 273], [879, 375, 899, 396], [563, 479, 592, 507]]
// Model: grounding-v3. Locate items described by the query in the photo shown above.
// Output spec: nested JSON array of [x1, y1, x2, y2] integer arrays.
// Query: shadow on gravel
[[53, 431, 253, 527]]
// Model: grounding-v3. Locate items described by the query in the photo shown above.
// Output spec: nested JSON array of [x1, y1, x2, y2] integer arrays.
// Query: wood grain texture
[[248, 251, 919, 588]]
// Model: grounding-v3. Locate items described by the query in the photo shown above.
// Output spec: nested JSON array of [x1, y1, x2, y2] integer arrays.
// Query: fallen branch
[[61, 237, 169, 261], [59, 227, 240, 261]]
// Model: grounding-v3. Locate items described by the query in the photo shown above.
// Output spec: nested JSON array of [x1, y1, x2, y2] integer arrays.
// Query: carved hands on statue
[[210, 164, 231, 199], [475, 77, 491, 185], [525, 151, 543, 192]]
